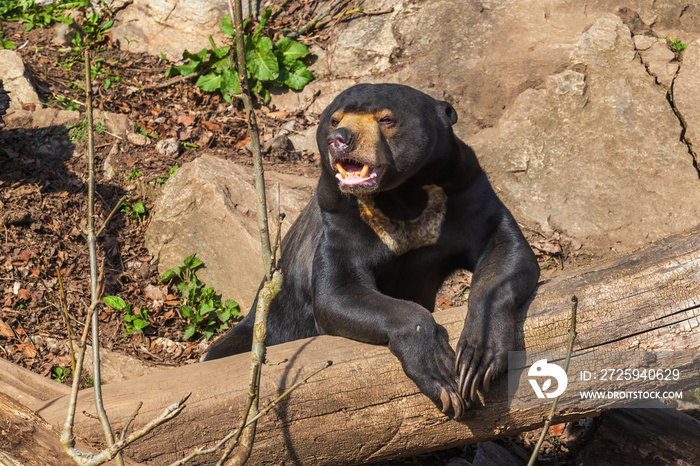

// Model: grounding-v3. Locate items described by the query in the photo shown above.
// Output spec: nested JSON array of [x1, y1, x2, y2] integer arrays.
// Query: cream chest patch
[[357, 185, 447, 255]]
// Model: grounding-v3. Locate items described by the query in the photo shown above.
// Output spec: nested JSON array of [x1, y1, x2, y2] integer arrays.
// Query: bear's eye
[[378, 116, 395, 126], [329, 117, 340, 128]]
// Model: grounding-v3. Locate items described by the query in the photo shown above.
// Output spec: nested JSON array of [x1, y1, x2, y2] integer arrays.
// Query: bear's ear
[[438, 101, 458, 126]]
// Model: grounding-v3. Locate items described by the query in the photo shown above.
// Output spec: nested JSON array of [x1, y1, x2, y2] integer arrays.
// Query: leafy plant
[[103, 295, 151, 335], [120, 200, 146, 223], [0, 0, 82, 31], [135, 123, 158, 139], [156, 164, 179, 185], [165, 7, 313, 103], [159, 254, 240, 340], [0, 29, 15, 49], [67, 117, 106, 142], [52, 366, 71, 383], [661, 36, 688, 54], [126, 165, 142, 180], [53, 95, 83, 111]]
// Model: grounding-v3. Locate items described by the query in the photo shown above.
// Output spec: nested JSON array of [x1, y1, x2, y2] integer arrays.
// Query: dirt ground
[[0, 3, 598, 464]]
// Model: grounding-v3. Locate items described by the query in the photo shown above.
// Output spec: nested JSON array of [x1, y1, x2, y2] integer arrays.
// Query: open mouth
[[334, 159, 382, 188]]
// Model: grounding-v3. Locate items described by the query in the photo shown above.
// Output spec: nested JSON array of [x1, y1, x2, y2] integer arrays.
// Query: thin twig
[[527, 296, 578, 466], [56, 267, 76, 372], [218, 270, 284, 466], [38, 269, 76, 373], [120, 401, 143, 442], [170, 361, 332, 465], [95, 196, 126, 238], [84, 50, 123, 466]]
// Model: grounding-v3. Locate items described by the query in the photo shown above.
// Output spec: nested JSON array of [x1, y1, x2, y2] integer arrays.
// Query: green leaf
[[133, 202, 145, 214], [134, 320, 149, 331], [217, 309, 231, 322], [246, 37, 279, 81], [183, 325, 196, 340], [198, 302, 215, 316], [220, 68, 241, 98], [221, 14, 235, 36], [167, 59, 199, 77], [252, 7, 273, 43], [275, 37, 310, 67], [159, 268, 178, 284], [284, 61, 314, 90], [103, 296, 126, 311], [183, 254, 203, 270], [102, 19, 114, 29], [197, 72, 223, 92]]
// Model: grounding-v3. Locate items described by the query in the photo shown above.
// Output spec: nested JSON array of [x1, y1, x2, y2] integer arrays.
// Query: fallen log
[[33, 227, 700, 465]]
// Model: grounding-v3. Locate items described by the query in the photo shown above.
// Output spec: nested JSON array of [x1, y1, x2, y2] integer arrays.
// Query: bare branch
[[527, 296, 579, 466]]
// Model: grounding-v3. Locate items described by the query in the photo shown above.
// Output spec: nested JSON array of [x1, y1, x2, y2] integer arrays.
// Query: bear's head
[[316, 84, 458, 195]]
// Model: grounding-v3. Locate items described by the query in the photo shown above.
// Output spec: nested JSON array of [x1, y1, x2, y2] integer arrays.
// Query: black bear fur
[[205, 84, 539, 418]]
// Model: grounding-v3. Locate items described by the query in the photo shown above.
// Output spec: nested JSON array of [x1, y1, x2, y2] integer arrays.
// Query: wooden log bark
[[31, 227, 700, 465], [578, 405, 700, 464]]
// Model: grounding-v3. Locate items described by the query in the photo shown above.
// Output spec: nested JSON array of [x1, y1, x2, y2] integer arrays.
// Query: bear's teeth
[[360, 164, 369, 178], [336, 162, 348, 178]]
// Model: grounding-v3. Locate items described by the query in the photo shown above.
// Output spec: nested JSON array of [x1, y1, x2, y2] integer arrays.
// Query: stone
[[468, 16, 700, 253], [638, 38, 678, 88], [0, 50, 41, 109], [288, 125, 318, 154], [145, 155, 316, 309], [324, 1, 400, 77], [94, 109, 133, 138], [472, 442, 521, 466], [127, 132, 149, 146], [156, 137, 180, 157], [103, 143, 119, 180], [674, 39, 700, 156], [111, 0, 250, 61]]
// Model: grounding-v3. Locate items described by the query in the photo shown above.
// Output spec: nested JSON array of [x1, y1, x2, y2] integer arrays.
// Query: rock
[[127, 132, 149, 146], [145, 155, 316, 309], [288, 125, 318, 154], [674, 39, 700, 155], [0, 50, 41, 109], [111, 0, 250, 61], [156, 137, 180, 157], [263, 132, 291, 153], [4, 107, 81, 129], [471, 442, 521, 466], [637, 38, 678, 88], [0, 80, 9, 125], [468, 16, 700, 253], [52, 9, 82, 46], [103, 143, 119, 180], [325, 0, 400, 77], [94, 109, 133, 138]]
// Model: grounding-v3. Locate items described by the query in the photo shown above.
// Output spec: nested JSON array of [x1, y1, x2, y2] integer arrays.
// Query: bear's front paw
[[455, 329, 511, 403], [389, 322, 466, 418]]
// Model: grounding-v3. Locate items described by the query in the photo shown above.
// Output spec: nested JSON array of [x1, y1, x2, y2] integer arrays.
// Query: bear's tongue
[[335, 160, 380, 187]]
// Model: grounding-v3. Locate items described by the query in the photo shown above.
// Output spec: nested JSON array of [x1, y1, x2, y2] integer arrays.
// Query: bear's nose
[[327, 128, 354, 151]]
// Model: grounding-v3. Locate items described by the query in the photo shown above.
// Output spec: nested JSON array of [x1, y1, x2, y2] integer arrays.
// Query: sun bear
[[205, 83, 539, 418]]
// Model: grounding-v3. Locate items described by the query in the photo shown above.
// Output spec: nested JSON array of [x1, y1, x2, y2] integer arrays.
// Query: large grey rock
[[145, 156, 316, 310], [674, 39, 700, 155], [111, 0, 249, 61], [0, 50, 41, 110], [468, 16, 700, 253], [275, 0, 699, 138]]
